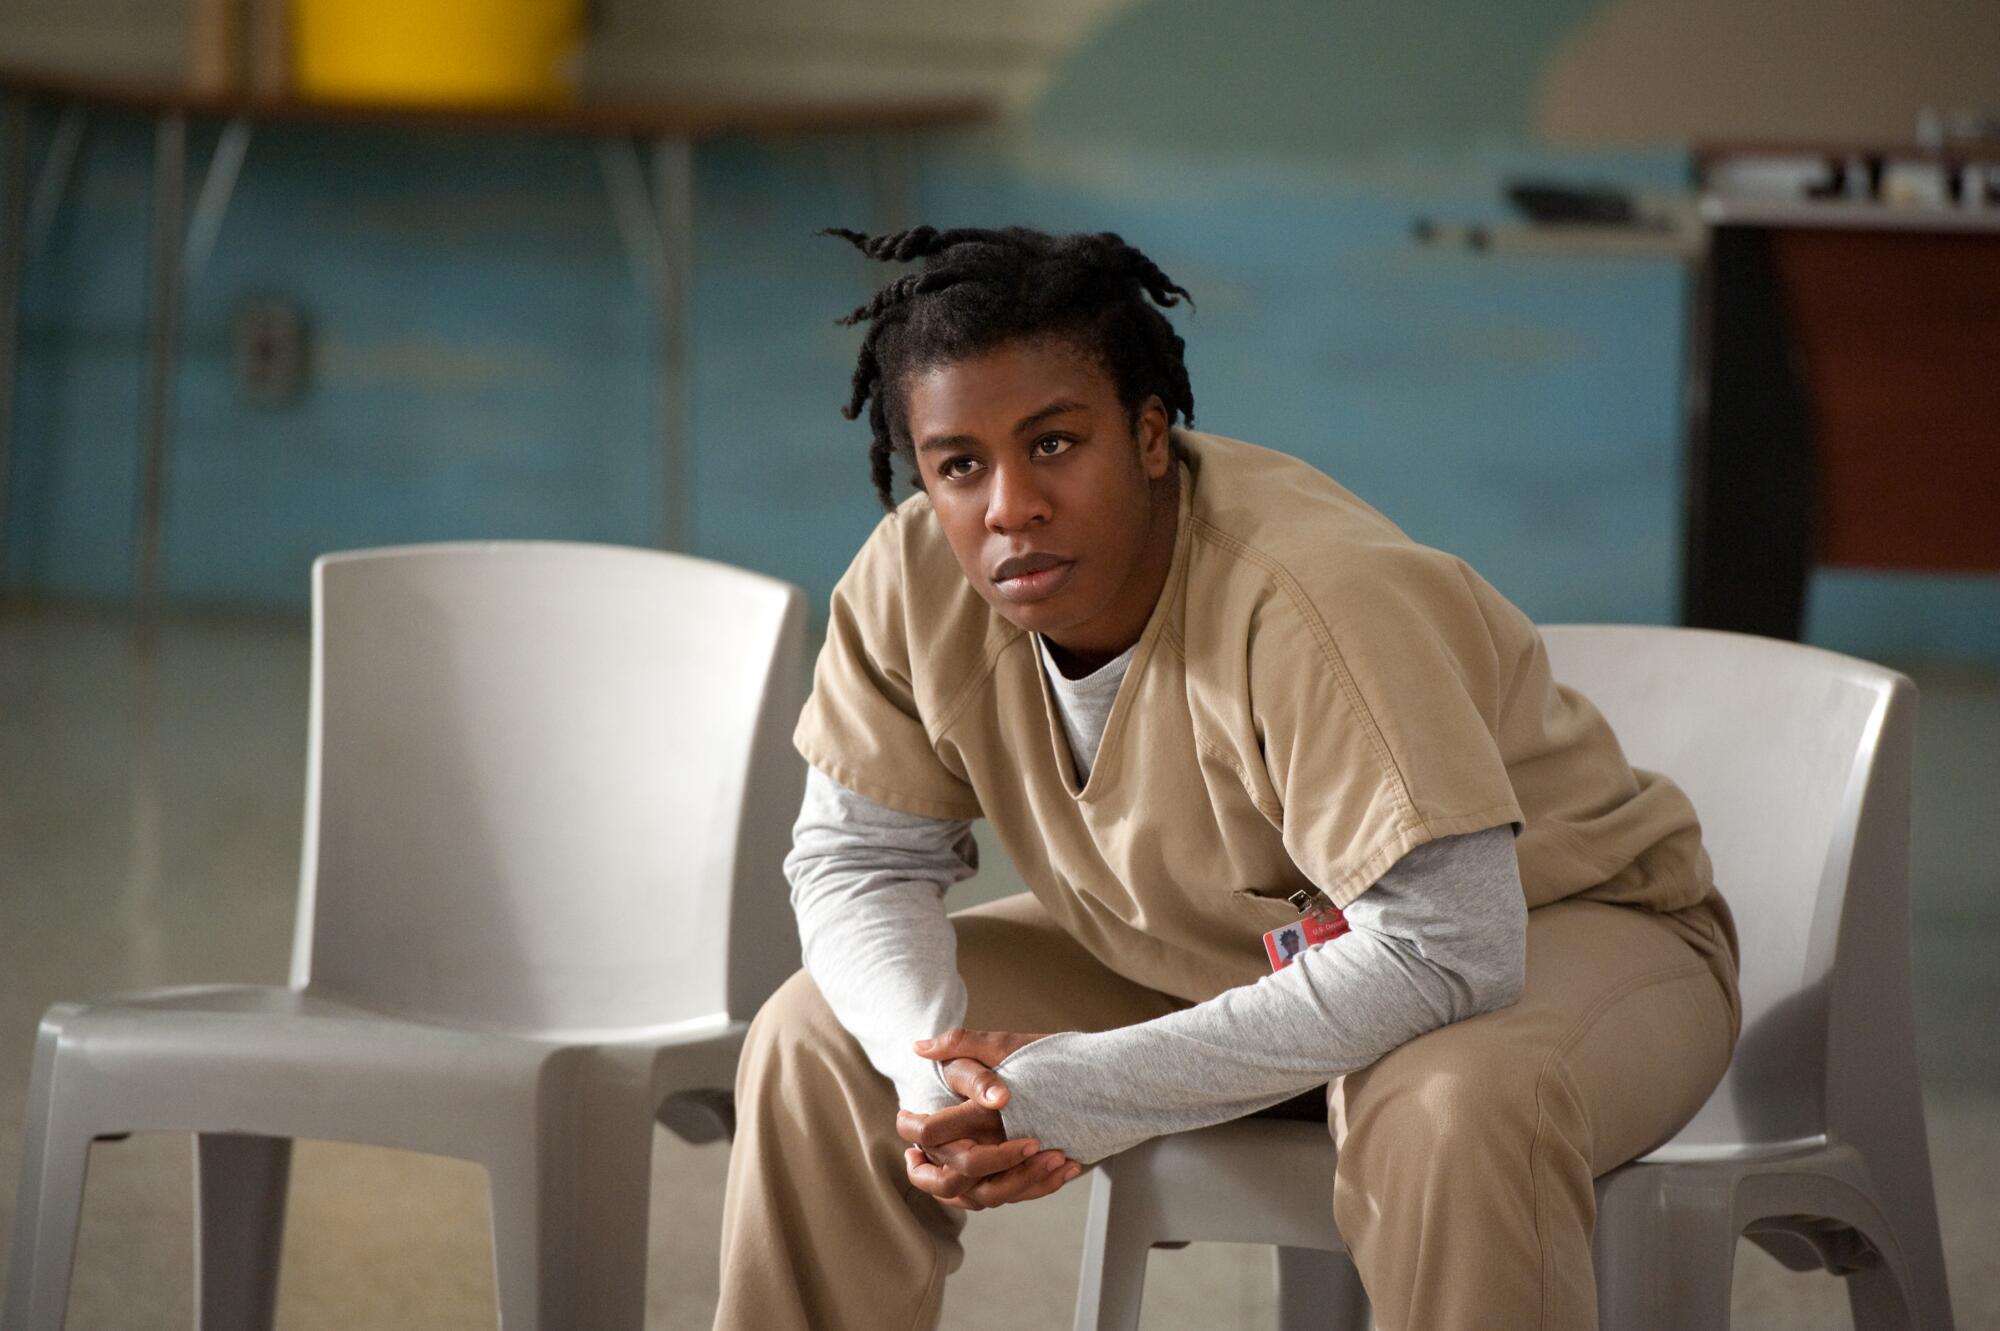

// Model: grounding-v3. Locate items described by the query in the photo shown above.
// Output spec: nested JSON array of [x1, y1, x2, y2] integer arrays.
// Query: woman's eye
[[939, 456, 980, 480], [1033, 435, 1074, 457]]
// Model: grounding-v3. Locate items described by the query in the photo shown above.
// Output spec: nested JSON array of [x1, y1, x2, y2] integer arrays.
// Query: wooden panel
[[586, 0, 1137, 109], [0, 63, 991, 138], [1770, 228, 2000, 573], [0, 0, 194, 85], [0, 0, 1136, 111], [1538, 0, 2000, 146]]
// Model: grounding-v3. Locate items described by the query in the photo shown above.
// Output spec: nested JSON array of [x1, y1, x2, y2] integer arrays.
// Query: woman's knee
[[1334, 1030, 1564, 1183], [739, 968, 853, 1091]]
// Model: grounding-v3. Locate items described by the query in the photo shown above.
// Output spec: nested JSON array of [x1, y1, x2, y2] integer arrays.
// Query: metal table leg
[[25, 104, 87, 259], [183, 118, 251, 288], [0, 93, 29, 590], [652, 136, 693, 554], [130, 113, 250, 630], [135, 113, 187, 633], [594, 134, 694, 553], [0, 99, 90, 594], [1679, 225, 1814, 639]]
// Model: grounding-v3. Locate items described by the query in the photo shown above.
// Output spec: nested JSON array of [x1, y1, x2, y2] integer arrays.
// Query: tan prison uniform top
[[794, 429, 1738, 1005]]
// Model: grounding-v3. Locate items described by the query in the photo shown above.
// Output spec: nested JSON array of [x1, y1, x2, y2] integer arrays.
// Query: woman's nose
[[985, 460, 1051, 531]]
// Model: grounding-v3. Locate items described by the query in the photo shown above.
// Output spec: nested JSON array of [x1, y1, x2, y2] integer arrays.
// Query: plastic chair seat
[[25, 987, 742, 1152]]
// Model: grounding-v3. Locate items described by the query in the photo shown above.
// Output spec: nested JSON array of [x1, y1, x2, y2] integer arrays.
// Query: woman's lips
[[992, 559, 1077, 604]]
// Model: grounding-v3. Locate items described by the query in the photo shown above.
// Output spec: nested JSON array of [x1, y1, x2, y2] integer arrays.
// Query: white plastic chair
[[3, 541, 807, 1331], [1073, 625, 1953, 1331]]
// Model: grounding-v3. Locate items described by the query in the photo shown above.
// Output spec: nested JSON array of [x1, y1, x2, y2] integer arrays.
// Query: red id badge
[[1264, 900, 1350, 971]]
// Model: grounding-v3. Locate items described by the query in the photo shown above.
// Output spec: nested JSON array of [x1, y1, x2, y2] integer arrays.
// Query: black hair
[[825, 225, 1196, 510]]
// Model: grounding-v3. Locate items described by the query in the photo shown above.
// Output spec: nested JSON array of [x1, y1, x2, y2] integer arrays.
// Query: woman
[[714, 225, 1739, 1331]]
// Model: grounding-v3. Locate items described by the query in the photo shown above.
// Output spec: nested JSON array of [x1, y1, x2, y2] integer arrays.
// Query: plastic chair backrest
[[1539, 625, 1913, 1159], [293, 542, 807, 1039]]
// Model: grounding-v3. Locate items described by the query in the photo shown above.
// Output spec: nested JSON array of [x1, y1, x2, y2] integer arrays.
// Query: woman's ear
[[1136, 396, 1173, 480]]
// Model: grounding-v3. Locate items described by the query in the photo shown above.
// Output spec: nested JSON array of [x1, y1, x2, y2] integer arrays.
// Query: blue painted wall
[[5, 0, 1996, 663], [5, 117, 894, 605]]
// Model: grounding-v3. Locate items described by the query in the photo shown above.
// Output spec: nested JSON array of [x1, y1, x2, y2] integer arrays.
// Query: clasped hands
[[896, 1027, 1081, 1211]]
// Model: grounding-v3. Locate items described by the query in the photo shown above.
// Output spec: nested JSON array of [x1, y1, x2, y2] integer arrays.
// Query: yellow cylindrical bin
[[293, 0, 585, 106]]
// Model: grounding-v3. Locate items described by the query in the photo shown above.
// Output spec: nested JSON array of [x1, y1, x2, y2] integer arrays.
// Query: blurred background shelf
[[1410, 218, 1700, 260], [0, 61, 991, 629], [0, 63, 993, 140]]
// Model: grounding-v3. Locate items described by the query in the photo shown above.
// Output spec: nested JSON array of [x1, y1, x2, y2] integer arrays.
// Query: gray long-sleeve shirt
[[785, 635, 1527, 1164]]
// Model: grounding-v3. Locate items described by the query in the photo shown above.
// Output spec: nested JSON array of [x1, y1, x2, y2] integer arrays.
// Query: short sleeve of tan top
[[796, 431, 1738, 1006]]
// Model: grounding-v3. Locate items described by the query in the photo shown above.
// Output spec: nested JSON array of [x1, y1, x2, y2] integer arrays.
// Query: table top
[[1695, 138, 2000, 167], [1410, 218, 1701, 260], [1700, 197, 2000, 234], [1412, 198, 2000, 261], [0, 64, 993, 139]]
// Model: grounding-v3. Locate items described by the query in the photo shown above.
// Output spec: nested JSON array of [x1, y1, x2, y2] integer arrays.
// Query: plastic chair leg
[[1072, 1169, 1153, 1331], [0, 1128, 89, 1331], [194, 1133, 291, 1331], [1, 1012, 93, 1331], [1658, 1232, 1739, 1331], [1869, 1156, 1955, 1331], [1275, 1246, 1369, 1330], [486, 1078, 657, 1331], [1594, 1168, 1740, 1331], [1835, 1209, 1918, 1331], [1846, 1261, 1917, 1331]]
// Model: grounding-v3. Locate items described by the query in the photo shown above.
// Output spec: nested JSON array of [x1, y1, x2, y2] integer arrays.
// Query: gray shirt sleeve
[[994, 824, 1526, 1162], [785, 766, 978, 1112], [787, 769, 1527, 1157]]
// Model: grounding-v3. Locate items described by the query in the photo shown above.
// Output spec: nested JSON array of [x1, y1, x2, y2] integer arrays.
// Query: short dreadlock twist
[[824, 225, 1196, 509]]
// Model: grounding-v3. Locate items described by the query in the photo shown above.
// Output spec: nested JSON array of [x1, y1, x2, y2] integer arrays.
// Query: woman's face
[[901, 337, 1178, 665]]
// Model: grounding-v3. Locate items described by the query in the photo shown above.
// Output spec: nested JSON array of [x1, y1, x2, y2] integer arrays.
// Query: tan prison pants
[[715, 893, 1737, 1331]]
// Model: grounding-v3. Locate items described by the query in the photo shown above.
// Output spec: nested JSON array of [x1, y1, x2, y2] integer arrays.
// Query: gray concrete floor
[[0, 606, 1993, 1329]]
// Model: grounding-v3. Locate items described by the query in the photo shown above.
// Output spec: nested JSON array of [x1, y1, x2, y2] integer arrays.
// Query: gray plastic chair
[[3, 541, 807, 1331], [1074, 625, 1953, 1331]]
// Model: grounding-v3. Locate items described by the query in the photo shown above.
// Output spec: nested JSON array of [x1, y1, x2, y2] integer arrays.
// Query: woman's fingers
[[938, 1056, 1011, 1110], [905, 1146, 975, 1200], [903, 1142, 1077, 1210], [894, 1108, 932, 1147], [964, 1151, 1084, 1207], [914, 1098, 1004, 1150], [925, 1134, 1040, 1180], [916, 1026, 988, 1061], [915, 1026, 1047, 1067]]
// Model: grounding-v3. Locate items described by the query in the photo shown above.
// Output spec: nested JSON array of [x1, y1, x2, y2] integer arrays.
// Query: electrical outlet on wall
[[231, 295, 309, 404]]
